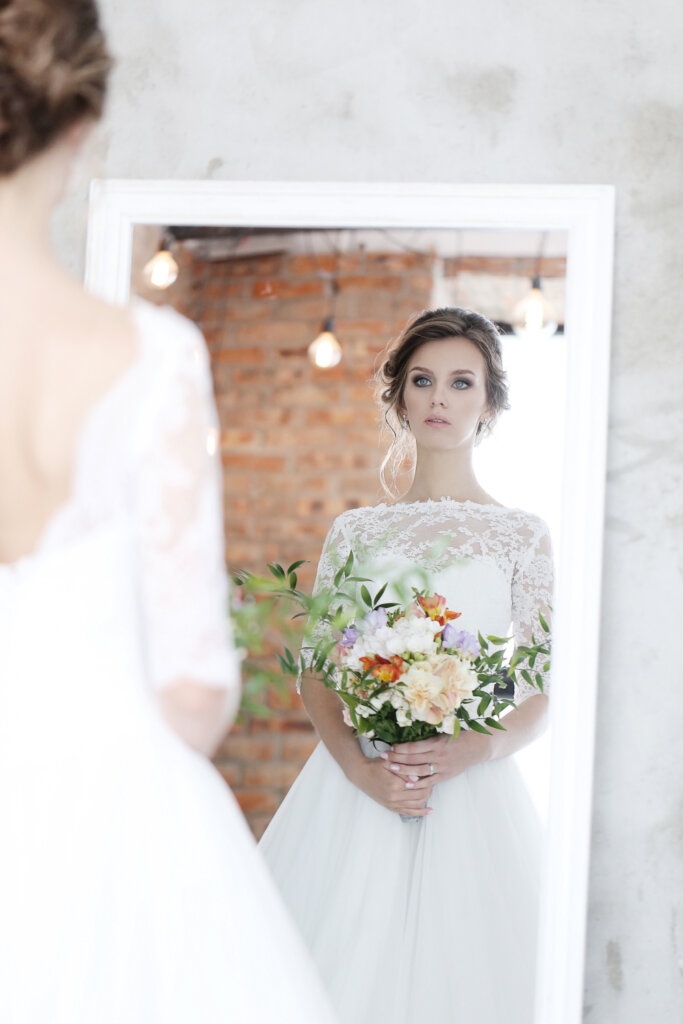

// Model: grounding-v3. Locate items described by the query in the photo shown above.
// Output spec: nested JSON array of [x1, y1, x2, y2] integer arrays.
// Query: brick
[[242, 762, 301, 788], [286, 254, 336, 275], [215, 762, 243, 787], [365, 251, 432, 271], [233, 321, 308, 345], [305, 407, 378, 427], [295, 497, 347, 518], [250, 714, 313, 734], [222, 453, 286, 472], [213, 347, 266, 365], [337, 275, 402, 292], [222, 254, 284, 277], [252, 278, 325, 300], [213, 734, 278, 761], [282, 733, 320, 762], [277, 297, 330, 321], [221, 429, 260, 447], [233, 790, 281, 814]]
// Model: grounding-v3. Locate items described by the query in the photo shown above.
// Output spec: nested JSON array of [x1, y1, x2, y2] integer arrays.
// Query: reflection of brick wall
[[158, 247, 433, 836]]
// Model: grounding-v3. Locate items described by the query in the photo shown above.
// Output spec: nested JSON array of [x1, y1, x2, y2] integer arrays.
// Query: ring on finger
[[429, 763, 435, 776]]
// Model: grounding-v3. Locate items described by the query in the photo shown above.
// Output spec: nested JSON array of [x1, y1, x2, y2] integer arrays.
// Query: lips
[[425, 417, 451, 425]]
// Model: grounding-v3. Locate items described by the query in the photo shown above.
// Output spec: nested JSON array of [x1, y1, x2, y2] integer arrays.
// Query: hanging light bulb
[[308, 317, 342, 368], [143, 237, 179, 290], [513, 276, 558, 340]]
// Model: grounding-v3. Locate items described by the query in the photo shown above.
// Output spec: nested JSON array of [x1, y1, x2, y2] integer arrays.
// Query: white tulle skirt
[[0, 704, 335, 1024], [260, 739, 541, 1024]]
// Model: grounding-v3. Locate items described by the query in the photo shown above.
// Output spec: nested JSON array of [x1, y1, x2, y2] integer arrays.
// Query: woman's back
[[0, 278, 139, 564], [0, 298, 336, 1023]]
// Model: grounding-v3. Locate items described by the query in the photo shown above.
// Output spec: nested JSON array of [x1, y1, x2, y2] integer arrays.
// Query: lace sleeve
[[133, 313, 240, 704], [295, 516, 352, 694], [511, 516, 554, 704]]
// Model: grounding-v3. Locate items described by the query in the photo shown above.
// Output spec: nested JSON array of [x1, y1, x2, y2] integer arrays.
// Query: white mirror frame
[[85, 180, 615, 1024]]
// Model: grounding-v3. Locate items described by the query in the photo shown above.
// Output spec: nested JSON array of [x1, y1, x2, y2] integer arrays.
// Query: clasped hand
[[376, 731, 493, 816]]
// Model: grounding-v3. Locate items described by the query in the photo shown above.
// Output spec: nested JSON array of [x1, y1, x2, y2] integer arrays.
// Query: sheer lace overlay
[[298, 499, 553, 704], [130, 305, 239, 695]]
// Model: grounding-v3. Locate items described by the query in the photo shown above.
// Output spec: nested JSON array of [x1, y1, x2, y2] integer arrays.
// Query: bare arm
[[158, 679, 240, 757]]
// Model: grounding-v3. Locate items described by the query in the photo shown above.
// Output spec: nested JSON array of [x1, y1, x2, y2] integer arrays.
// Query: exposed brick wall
[[142, 245, 566, 837]]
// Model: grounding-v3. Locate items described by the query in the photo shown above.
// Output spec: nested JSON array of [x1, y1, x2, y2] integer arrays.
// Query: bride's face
[[400, 337, 491, 451]]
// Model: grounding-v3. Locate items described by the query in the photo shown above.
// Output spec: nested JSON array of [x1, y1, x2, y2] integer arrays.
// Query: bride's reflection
[[132, 225, 566, 1022]]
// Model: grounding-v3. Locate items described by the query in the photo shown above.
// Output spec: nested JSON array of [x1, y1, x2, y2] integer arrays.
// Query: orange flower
[[360, 654, 404, 683], [417, 594, 462, 627]]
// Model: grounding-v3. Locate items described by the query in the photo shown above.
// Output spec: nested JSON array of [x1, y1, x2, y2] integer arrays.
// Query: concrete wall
[[56, 1, 683, 1018]]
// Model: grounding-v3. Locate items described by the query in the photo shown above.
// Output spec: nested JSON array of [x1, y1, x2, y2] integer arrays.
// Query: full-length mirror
[[85, 181, 614, 1024]]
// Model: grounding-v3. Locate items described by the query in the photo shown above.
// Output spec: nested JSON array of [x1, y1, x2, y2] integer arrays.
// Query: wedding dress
[[0, 300, 334, 1023], [260, 499, 553, 1024]]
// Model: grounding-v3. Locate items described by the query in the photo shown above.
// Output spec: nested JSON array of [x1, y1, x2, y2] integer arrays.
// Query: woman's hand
[[382, 731, 492, 786], [348, 757, 434, 817]]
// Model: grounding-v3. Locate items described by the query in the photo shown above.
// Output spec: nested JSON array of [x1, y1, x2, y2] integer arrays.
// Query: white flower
[[370, 692, 392, 710], [355, 703, 373, 718], [440, 714, 456, 735], [396, 707, 412, 727]]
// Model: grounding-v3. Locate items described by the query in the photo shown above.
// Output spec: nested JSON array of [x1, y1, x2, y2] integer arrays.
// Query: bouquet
[[233, 552, 550, 820], [330, 588, 549, 745]]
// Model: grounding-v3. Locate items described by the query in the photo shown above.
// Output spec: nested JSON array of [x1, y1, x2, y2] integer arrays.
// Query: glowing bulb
[[143, 249, 179, 290], [513, 276, 558, 340], [308, 318, 342, 368]]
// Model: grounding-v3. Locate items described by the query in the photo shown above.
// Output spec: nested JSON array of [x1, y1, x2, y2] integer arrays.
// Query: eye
[[452, 379, 471, 390], [411, 375, 432, 387]]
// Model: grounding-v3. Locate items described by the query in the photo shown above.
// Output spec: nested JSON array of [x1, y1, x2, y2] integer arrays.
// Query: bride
[[0, 2, 334, 1020], [260, 306, 554, 1023]]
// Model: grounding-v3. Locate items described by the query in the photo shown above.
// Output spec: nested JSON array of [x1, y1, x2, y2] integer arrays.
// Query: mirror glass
[[130, 222, 567, 827]]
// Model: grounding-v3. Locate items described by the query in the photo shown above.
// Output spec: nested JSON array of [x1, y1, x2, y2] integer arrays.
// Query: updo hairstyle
[[375, 306, 510, 498], [0, 0, 111, 175]]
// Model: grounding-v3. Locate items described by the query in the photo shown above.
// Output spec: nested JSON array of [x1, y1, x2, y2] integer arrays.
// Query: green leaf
[[538, 611, 550, 633], [360, 585, 372, 607], [477, 695, 492, 716], [468, 721, 491, 735], [288, 572, 298, 590], [484, 717, 506, 731]]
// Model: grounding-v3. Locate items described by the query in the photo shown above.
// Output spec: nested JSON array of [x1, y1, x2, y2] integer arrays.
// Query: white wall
[[56, 1, 683, 1018]]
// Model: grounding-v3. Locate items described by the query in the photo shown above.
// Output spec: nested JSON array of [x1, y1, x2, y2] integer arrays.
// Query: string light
[[143, 236, 179, 290], [308, 317, 342, 368]]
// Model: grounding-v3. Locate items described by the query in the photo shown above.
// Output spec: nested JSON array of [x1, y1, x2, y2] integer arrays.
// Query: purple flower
[[442, 624, 480, 656], [362, 608, 388, 632], [340, 626, 359, 648]]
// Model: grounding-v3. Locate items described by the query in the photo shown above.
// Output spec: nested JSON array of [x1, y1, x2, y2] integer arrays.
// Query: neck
[[401, 444, 488, 504], [0, 143, 69, 288]]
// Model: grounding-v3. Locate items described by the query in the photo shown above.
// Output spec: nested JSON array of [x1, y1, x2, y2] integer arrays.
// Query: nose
[[430, 392, 447, 407]]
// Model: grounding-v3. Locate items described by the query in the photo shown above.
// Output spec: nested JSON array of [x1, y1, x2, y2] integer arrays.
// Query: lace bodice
[[0, 299, 238, 700], [302, 498, 554, 703]]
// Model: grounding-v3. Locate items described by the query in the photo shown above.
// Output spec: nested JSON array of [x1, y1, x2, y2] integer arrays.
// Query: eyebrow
[[410, 366, 477, 376]]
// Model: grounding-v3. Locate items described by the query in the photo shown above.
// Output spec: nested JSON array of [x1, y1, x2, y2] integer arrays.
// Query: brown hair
[[0, 0, 111, 175], [375, 306, 510, 497]]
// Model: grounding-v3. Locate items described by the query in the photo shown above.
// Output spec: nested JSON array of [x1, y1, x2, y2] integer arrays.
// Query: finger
[[391, 740, 440, 754], [396, 804, 433, 817], [404, 776, 436, 792], [385, 752, 434, 766], [385, 760, 435, 778]]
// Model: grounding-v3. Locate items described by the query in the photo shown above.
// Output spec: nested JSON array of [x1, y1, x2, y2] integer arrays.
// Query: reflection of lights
[[143, 247, 179, 290], [514, 276, 558, 340], [206, 427, 219, 456], [308, 318, 342, 368]]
